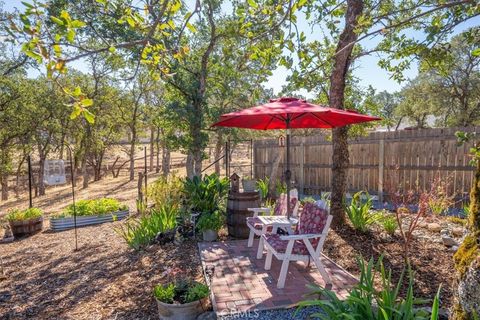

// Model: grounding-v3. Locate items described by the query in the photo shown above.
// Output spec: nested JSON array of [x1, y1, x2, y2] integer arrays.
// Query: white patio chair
[[246, 188, 299, 248], [262, 202, 333, 288]]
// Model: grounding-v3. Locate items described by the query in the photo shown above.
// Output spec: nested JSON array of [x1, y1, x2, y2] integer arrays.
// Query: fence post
[[299, 137, 305, 194], [378, 139, 385, 202], [138, 172, 144, 203]]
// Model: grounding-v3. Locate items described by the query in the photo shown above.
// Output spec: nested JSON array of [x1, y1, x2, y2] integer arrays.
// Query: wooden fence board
[[253, 127, 480, 199]]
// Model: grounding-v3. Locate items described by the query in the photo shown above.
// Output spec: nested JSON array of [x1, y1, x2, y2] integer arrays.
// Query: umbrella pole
[[286, 116, 291, 219]]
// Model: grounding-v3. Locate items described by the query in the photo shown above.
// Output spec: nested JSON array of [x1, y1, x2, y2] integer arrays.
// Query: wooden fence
[[253, 127, 480, 201]]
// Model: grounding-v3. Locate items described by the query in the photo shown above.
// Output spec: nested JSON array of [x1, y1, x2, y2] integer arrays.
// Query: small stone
[[427, 223, 442, 232], [417, 221, 428, 228], [440, 229, 450, 236], [450, 245, 459, 252], [442, 235, 458, 247], [452, 227, 464, 237]]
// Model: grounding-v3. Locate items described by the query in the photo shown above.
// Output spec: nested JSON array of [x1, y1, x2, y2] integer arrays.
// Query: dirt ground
[[324, 223, 456, 309], [0, 223, 203, 319], [0, 171, 457, 318]]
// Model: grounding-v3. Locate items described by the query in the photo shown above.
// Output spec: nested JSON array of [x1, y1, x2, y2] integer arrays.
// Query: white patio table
[[255, 215, 298, 259]]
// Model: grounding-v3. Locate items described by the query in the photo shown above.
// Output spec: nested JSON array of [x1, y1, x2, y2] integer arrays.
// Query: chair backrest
[[297, 202, 329, 235], [273, 189, 299, 216], [296, 202, 332, 254]]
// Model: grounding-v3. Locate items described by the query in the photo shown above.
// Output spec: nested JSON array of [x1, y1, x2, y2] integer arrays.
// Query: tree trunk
[[268, 148, 284, 198], [453, 152, 480, 319], [328, 0, 364, 226], [156, 128, 161, 173], [194, 149, 203, 177], [162, 146, 171, 177], [38, 156, 46, 196], [468, 159, 480, 232], [0, 174, 8, 201], [190, 109, 204, 177], [15, 154, 27, 198], [82, 156, 89, 189], [93, 152, 104, 181], [214, 133, 223, 175], [186, 153, 194, 179], [129, 129, 136, 181], [149, 127, 155, 172]]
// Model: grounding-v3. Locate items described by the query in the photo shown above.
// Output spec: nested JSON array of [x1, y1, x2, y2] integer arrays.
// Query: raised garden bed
[[10, 216, 44, 236], [50, 209, 129, 231], [6, 207, 44, 237], [50, 198, 129, 231]]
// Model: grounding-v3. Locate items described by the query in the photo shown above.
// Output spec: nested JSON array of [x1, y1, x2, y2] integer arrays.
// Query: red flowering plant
[[386, 168, 453, 263]]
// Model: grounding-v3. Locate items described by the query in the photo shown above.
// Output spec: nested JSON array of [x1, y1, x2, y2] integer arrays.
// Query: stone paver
[[198, 240, 357, 315]]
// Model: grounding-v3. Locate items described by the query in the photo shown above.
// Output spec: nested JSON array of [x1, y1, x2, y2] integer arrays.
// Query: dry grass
[[0, 222, 203, 319]]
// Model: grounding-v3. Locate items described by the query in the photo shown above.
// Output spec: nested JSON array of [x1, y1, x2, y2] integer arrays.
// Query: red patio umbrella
[[212, 97, 381, 217]]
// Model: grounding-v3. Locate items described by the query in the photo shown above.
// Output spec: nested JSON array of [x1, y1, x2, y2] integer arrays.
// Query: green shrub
[[153, 281, 209, 304], [301, 196, 316, 205], [60, 198, 127, 218], [115, 203, 178, 250], [153, 283, 176, 304], [275, 180, 287, 196], [182, 174, 229, 214], [298, 256, 441, 320], [148, 174, 183, 209], [184, 282, 209, 303], [463, 203, 470, 218], [6, 207, 43, 221], [196, 211, 224, 231], [447, 216, 467, 226], [381, 214, 398, 236], [344, 191, 381, 232], [256, 177, 269, 200]]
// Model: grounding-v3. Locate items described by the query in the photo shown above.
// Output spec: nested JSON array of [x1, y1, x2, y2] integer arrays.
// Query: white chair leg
[[265, 249, 273, 270], [303, 238, 332, 285], [277, 258, 290, 288], [312, 256, 331, 285], [256, 236, 264, 259], [247, 229, 255, 247], [256, 226, 267, 259]]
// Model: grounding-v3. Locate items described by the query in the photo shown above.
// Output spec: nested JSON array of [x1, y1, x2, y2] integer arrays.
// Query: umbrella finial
[[269, 97, 306, 103]]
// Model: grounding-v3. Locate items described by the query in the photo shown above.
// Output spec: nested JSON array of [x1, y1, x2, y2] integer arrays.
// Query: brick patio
[[198, 240, 357, 315]]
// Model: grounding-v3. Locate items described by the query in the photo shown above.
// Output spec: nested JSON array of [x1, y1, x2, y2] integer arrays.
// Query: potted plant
[[242, 176, 256, 192], [154, 279, 209, 320], [196, 211, 224, 242], [6, 207, 44, 237]]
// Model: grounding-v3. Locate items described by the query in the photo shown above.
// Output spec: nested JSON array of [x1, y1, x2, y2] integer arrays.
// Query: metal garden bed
[[50, 209, 130, 231]]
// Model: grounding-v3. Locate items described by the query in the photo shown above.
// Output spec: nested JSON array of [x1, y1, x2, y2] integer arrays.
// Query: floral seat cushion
[[297, 202, 328, 234], [264, 202, 329, 255], [263, 234, 310, 255]]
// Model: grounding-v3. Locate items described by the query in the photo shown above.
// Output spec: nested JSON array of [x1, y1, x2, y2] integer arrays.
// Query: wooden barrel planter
[[226, 191, 260, 238], [9, 216, 44, 237]]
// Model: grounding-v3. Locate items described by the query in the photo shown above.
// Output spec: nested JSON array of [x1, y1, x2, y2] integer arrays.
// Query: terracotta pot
[[9, 216, 43, 236], [156, 297, 209, 320]]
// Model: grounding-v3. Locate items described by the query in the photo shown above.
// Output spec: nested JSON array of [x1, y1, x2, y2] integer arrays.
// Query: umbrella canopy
[[212, 97, 381, 130], [212, 97, 381, 219]]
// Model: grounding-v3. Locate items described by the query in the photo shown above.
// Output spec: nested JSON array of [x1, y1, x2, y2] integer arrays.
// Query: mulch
[[324, 223, 456, 309], [0, 222, 203, 320], [0, 219, 456, 319]]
